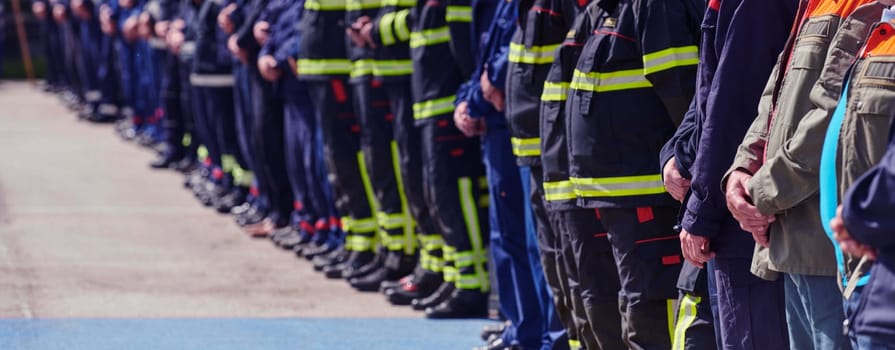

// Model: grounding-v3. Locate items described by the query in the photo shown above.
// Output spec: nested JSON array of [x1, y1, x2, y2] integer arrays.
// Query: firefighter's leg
[[249, 76, 292, 228], [599, 206, 682, 349], [421, 116, 489, 318], [671, 264, 717, 350], [306, 80, 377, 268]]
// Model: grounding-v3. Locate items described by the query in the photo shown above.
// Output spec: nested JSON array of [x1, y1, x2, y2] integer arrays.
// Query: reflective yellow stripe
[[508, 42, 560, 65], [221, 154, 236, 173], [305, 0, 347, 10], [511, 137, 541, 157], [570, 68, 653, 93], [346, 235, 376, 251], [667, 299, 677, 345], [544, 180, 576, 201], [541, 81, 569, 101], [346, 0, 380, 10], [445, 5, 471, 22], [643, 45, 699, 75], [410, 26, 451, 48], [297, 59, 352, 75], [341, 216, 353, 233], [459, 177, 489, 292], [181, 133, 192, 147], [380, 12, 397, 45], [672, 295, 700, 350], [351, 59, 375, 79], [381, 0, 415, 6], [455, 250, 488, 267], [570, 174, 666, 197], [390, 141, 417, 255], [377, 212, 408, 230], [197, 145, 209, 160], [456, 276, 483, 289], [413, 95, 456, 120], [234, 170, 254, 186], [568, 339, 581, 350], [373, 59, 413, 77], [356, 150, 381, 232], [443, 246, 457, 282], [394, 10, 411, 42]]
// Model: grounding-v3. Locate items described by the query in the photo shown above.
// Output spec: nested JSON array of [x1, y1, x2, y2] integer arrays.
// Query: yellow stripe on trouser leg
[[568, 339, 581, 350], [442, 246, 457, 282], [197, 145, 209, 160], [458, 177, 489, 292], [390, 141, 416, 255], [667, 299, 677, 344], [182, 133, 192, 147], [672, 295, 700, 350], [350, 152, 380, 251], [221, 154, 236, 174]]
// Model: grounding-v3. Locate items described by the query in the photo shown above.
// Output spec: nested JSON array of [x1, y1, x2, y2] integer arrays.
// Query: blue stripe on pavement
[[0, 318, 499, 350]]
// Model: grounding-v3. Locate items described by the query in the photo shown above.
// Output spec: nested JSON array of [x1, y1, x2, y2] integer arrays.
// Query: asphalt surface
[[0, 81, 425, 319]]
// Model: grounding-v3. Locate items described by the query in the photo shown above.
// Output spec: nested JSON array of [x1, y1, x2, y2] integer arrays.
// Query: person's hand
[[347, 16, 371, 48], [71, 0, 91, 20], [32, 1, 48, 20], [138, 12, 153, 39], [662, 157, 690, 202], [122, 15, 140, 42], [480, 71, 505, 112], [167, 29, 185, 54], [454, 101, 485, 137], [680, 229, 715, 268], [725, 170, 775, 247], [171, 18, 185, 31], [99, 5, 116, 34], [253, 21, 270, 45], [258, 55, 282, 82], [52, 4, 67, 22], [154, 20, 170, 38], [359, 19, 376, 48], [227, 34, 247, 63], [218, 3, 237, 34], [831, 205, 878, 260]]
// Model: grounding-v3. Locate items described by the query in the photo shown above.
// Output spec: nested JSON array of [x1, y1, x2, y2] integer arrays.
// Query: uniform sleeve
[[235, 0, 268, 50], [844, 123, 895, 250], [661, 99, 698, 180], [371, 8, 411, 47], [681, 0, 795, 238], [228, 0, 246, 28], [723, 62, 778, 185], [635, 0, 700, 127]]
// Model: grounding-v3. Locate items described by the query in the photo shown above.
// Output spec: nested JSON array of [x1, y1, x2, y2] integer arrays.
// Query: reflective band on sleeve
[[510, 137, 541, 157], [304, 0, 348, 10], [541, 81, 569, 101], [297, 59, 353, 76], [394, 10, 411, 42], [346, 0, 380, 10], [570, 68, 652, 93], [189, 73, 235, 87], [372, 59, 413, 77], [570, 174, 666, 197], [351, 59, 375, 79], [413, 95, 456, 120], [544, 180, 576, 201], [410, 26, 451, 48], [508, 42, 560, 65], [380, 12, 397, 45], [445, 5, 472, 22], [642, 45, 699, 75]]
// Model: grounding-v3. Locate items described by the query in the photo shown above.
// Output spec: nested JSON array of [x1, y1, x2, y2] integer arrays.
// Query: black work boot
[[412, 282, 455, 311], [425, 289, 489, 319], [387, 271, 444, 306]]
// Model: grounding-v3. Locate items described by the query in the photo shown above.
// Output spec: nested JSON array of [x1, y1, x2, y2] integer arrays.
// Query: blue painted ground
[[0, 318, 498, 350]]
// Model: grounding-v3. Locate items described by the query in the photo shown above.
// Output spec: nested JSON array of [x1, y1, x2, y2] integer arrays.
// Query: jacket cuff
[[746, 170, 782, 216], [682, 194, 723, 239]]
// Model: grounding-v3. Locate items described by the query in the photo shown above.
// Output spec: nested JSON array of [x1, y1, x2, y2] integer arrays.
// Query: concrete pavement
[[0, 81, 423, 319]]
